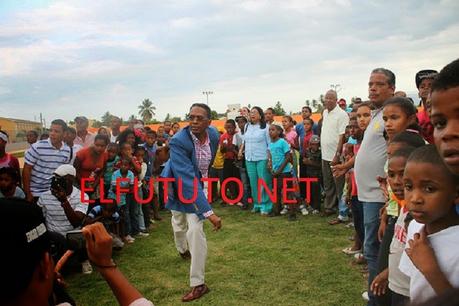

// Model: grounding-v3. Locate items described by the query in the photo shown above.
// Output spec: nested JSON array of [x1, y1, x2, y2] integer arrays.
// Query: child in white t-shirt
[[399, 145, 459, 304], [370, 146, 416, 306]]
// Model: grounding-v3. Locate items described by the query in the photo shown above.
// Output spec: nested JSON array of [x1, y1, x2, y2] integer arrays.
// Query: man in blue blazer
[[161, 103, 222, 302]]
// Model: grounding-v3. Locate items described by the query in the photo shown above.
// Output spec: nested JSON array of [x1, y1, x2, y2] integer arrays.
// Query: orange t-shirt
[[76, 147, 108, 178]]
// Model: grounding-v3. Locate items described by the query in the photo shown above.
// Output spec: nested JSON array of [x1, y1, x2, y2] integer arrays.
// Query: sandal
[[328, 218, 343, 225], [342, 247, 362, 255]]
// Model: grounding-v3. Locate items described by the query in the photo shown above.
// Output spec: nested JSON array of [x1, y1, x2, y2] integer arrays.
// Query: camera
[[51, 175, 67, 191], [66, 229, 85, 251]]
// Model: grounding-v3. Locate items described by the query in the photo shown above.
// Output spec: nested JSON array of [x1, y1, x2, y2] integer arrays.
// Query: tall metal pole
[[202, 91, 213, 105]]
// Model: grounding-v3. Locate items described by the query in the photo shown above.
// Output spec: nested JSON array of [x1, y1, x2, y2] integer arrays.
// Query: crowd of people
[[0, 58, 458, 305]]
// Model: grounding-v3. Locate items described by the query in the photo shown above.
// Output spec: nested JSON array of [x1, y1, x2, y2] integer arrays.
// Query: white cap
[[54, 164, 76, 177], [0, 132, 8, 142]]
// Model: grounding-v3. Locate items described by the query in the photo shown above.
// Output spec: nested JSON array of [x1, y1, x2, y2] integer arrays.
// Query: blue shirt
[[109, 169, 134, 206], [243, 123, 270, 162], [269, 138, 292, 173], [347, 136, 357, 145], [0, 186, 25, 199]]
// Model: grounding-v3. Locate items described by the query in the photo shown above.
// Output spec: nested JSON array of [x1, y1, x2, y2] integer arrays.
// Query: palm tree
[[138, 99, 156, 122]]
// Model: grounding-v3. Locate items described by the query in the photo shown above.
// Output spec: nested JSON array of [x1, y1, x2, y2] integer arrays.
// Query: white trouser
[[171, 210, 207, 287]]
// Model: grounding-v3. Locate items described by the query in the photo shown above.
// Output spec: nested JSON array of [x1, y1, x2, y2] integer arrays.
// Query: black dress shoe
[[179, 250, 191, 260]]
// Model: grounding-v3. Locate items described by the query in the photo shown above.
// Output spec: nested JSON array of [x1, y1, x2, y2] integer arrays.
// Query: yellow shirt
[[212, 145, 224, 169]]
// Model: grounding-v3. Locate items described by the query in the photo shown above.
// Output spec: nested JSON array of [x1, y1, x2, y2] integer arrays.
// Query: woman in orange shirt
[[74, 134, 109, 202]]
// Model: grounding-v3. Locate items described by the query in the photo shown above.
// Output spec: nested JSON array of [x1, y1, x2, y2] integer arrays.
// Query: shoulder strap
[[69, 146, 73, 164]]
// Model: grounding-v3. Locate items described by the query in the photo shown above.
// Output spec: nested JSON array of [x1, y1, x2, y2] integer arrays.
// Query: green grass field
[[67, 206, 367, 305]]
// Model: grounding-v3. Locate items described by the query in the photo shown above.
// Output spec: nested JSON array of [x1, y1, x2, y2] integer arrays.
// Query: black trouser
[[375, 216, 397, 306], [273, 172, 296, 216], [209, 166, 224, 202], [299, 163, 308, 200], [350, 196, 365, 244], [142, 186, 151, 229], [223, 159, 241, 201], [306, 172, 321, 210], [391, 291, 409, 306]]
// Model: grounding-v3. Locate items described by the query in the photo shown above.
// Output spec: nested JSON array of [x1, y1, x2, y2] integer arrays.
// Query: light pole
[[202, 91, 213, 105], [330, 84, 341, 93]]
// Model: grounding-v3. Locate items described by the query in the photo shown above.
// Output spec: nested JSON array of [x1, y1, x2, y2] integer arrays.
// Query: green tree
[[128, 114, 137, 122], [92, 120, 103, 128], [273, 101, 286, 116], [314, 95, 325, 114], [170, 116, 182, 122], [210, 110, 219, 120], [305, 99, 311, 107], [138, 99, 156, 122], [101, 111, 113, 126], [164, 113, 171, 121]]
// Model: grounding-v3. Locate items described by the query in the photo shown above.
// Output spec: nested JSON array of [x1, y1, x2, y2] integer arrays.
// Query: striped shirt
[[190, 131, 211, 178], [87, 205, 120, 223], [37, 186, 89, 235], [24, 139, 71, 196]]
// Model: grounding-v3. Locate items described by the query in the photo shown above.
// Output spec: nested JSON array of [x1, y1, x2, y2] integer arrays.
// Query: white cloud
[[0, 0, 458, 122]]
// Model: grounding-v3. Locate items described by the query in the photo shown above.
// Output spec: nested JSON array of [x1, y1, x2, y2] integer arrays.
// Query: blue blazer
[[161, 126, 220, 219]]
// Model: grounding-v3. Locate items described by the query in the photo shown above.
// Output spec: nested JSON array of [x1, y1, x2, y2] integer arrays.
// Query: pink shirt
[[284, 129, 298, 149], [190, 131, 211, 178]]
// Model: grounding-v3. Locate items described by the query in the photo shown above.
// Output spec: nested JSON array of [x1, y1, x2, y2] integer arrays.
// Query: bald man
[[319, 90, 349, 216]]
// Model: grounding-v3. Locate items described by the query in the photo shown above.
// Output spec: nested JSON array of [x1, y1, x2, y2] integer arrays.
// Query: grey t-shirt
[[354, 108, 387, 203]]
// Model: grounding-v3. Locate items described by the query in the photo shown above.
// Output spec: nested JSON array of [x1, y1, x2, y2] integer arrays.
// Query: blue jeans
[[125, 194, 140, 236], [363, 201, 384, 306], [338, 194, 349, 220]]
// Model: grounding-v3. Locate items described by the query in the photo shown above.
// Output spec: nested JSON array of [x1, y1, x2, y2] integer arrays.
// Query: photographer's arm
[[82, 223, 151, 306]]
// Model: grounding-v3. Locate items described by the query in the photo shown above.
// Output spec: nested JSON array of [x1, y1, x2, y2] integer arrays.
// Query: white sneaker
[[125, 235, 135, 243], [111, 234, 125, 249], [312, 209, 320, 215], [362, 291, 369, 301], [301, 207, 309, 215], [280, 207, 288, 215], [354, 252, 364, 260], [81, 260, 93, 274], [338, 215, 349, 222], [137, 231, 150, 237]]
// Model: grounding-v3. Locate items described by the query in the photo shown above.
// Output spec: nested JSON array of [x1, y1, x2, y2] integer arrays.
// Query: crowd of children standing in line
[[1, 58, 459, 305]]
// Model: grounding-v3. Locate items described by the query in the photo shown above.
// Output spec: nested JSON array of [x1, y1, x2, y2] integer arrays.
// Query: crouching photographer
[[0, 198, 154, 306], [36, 165, 92, 274]]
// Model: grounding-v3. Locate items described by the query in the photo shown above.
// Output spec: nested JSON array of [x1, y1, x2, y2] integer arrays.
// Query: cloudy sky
[[1, 0, 458, 123]]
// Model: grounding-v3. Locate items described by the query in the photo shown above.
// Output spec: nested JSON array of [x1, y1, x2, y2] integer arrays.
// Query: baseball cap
[[54, 164, 76, 177], [415, 70, 438, 88], [0, 130, 9, 142], [0, 198, 51, 302], [310, 135, 320, 144]]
